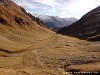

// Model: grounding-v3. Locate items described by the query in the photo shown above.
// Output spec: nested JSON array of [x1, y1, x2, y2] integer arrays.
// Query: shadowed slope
[[58, 6, 100, 41]]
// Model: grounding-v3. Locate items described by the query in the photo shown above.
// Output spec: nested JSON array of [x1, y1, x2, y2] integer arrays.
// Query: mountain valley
[[0, 0, 100, 75]]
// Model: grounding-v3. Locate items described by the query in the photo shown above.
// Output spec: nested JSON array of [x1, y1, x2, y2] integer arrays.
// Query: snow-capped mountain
[[32, 13, 77, 31]]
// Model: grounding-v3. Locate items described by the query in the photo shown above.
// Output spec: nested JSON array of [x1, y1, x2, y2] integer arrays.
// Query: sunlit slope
[[0, 0, 53, 53]]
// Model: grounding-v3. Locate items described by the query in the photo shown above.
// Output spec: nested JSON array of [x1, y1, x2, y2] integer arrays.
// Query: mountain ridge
[[58, 6, 100, 41], [32, 13, 77, 31]]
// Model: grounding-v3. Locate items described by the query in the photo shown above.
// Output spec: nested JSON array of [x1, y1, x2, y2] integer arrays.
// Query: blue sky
[[12, 0, 100, 19]]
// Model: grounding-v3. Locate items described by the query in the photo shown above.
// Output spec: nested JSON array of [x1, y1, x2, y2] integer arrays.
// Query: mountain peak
[[32, 13, 77, 31]]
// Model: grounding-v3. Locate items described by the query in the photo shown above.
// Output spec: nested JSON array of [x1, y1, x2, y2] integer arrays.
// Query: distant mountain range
[[32, 13, 77, 31], [58, 6, 100, 41]]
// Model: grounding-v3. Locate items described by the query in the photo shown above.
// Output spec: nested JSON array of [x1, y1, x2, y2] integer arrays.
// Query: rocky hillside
[[58, 6, 100, 41], [32, 13, 77, 31]]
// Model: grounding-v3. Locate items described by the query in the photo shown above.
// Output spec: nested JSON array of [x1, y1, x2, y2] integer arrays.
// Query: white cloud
[[42, 7, 49, 10], [13, 0, 37, 9], [49, 7, 57, 12], [58, 0, 100, 18], [31, 0, 59, 7], [12, 0, 100, 19]]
